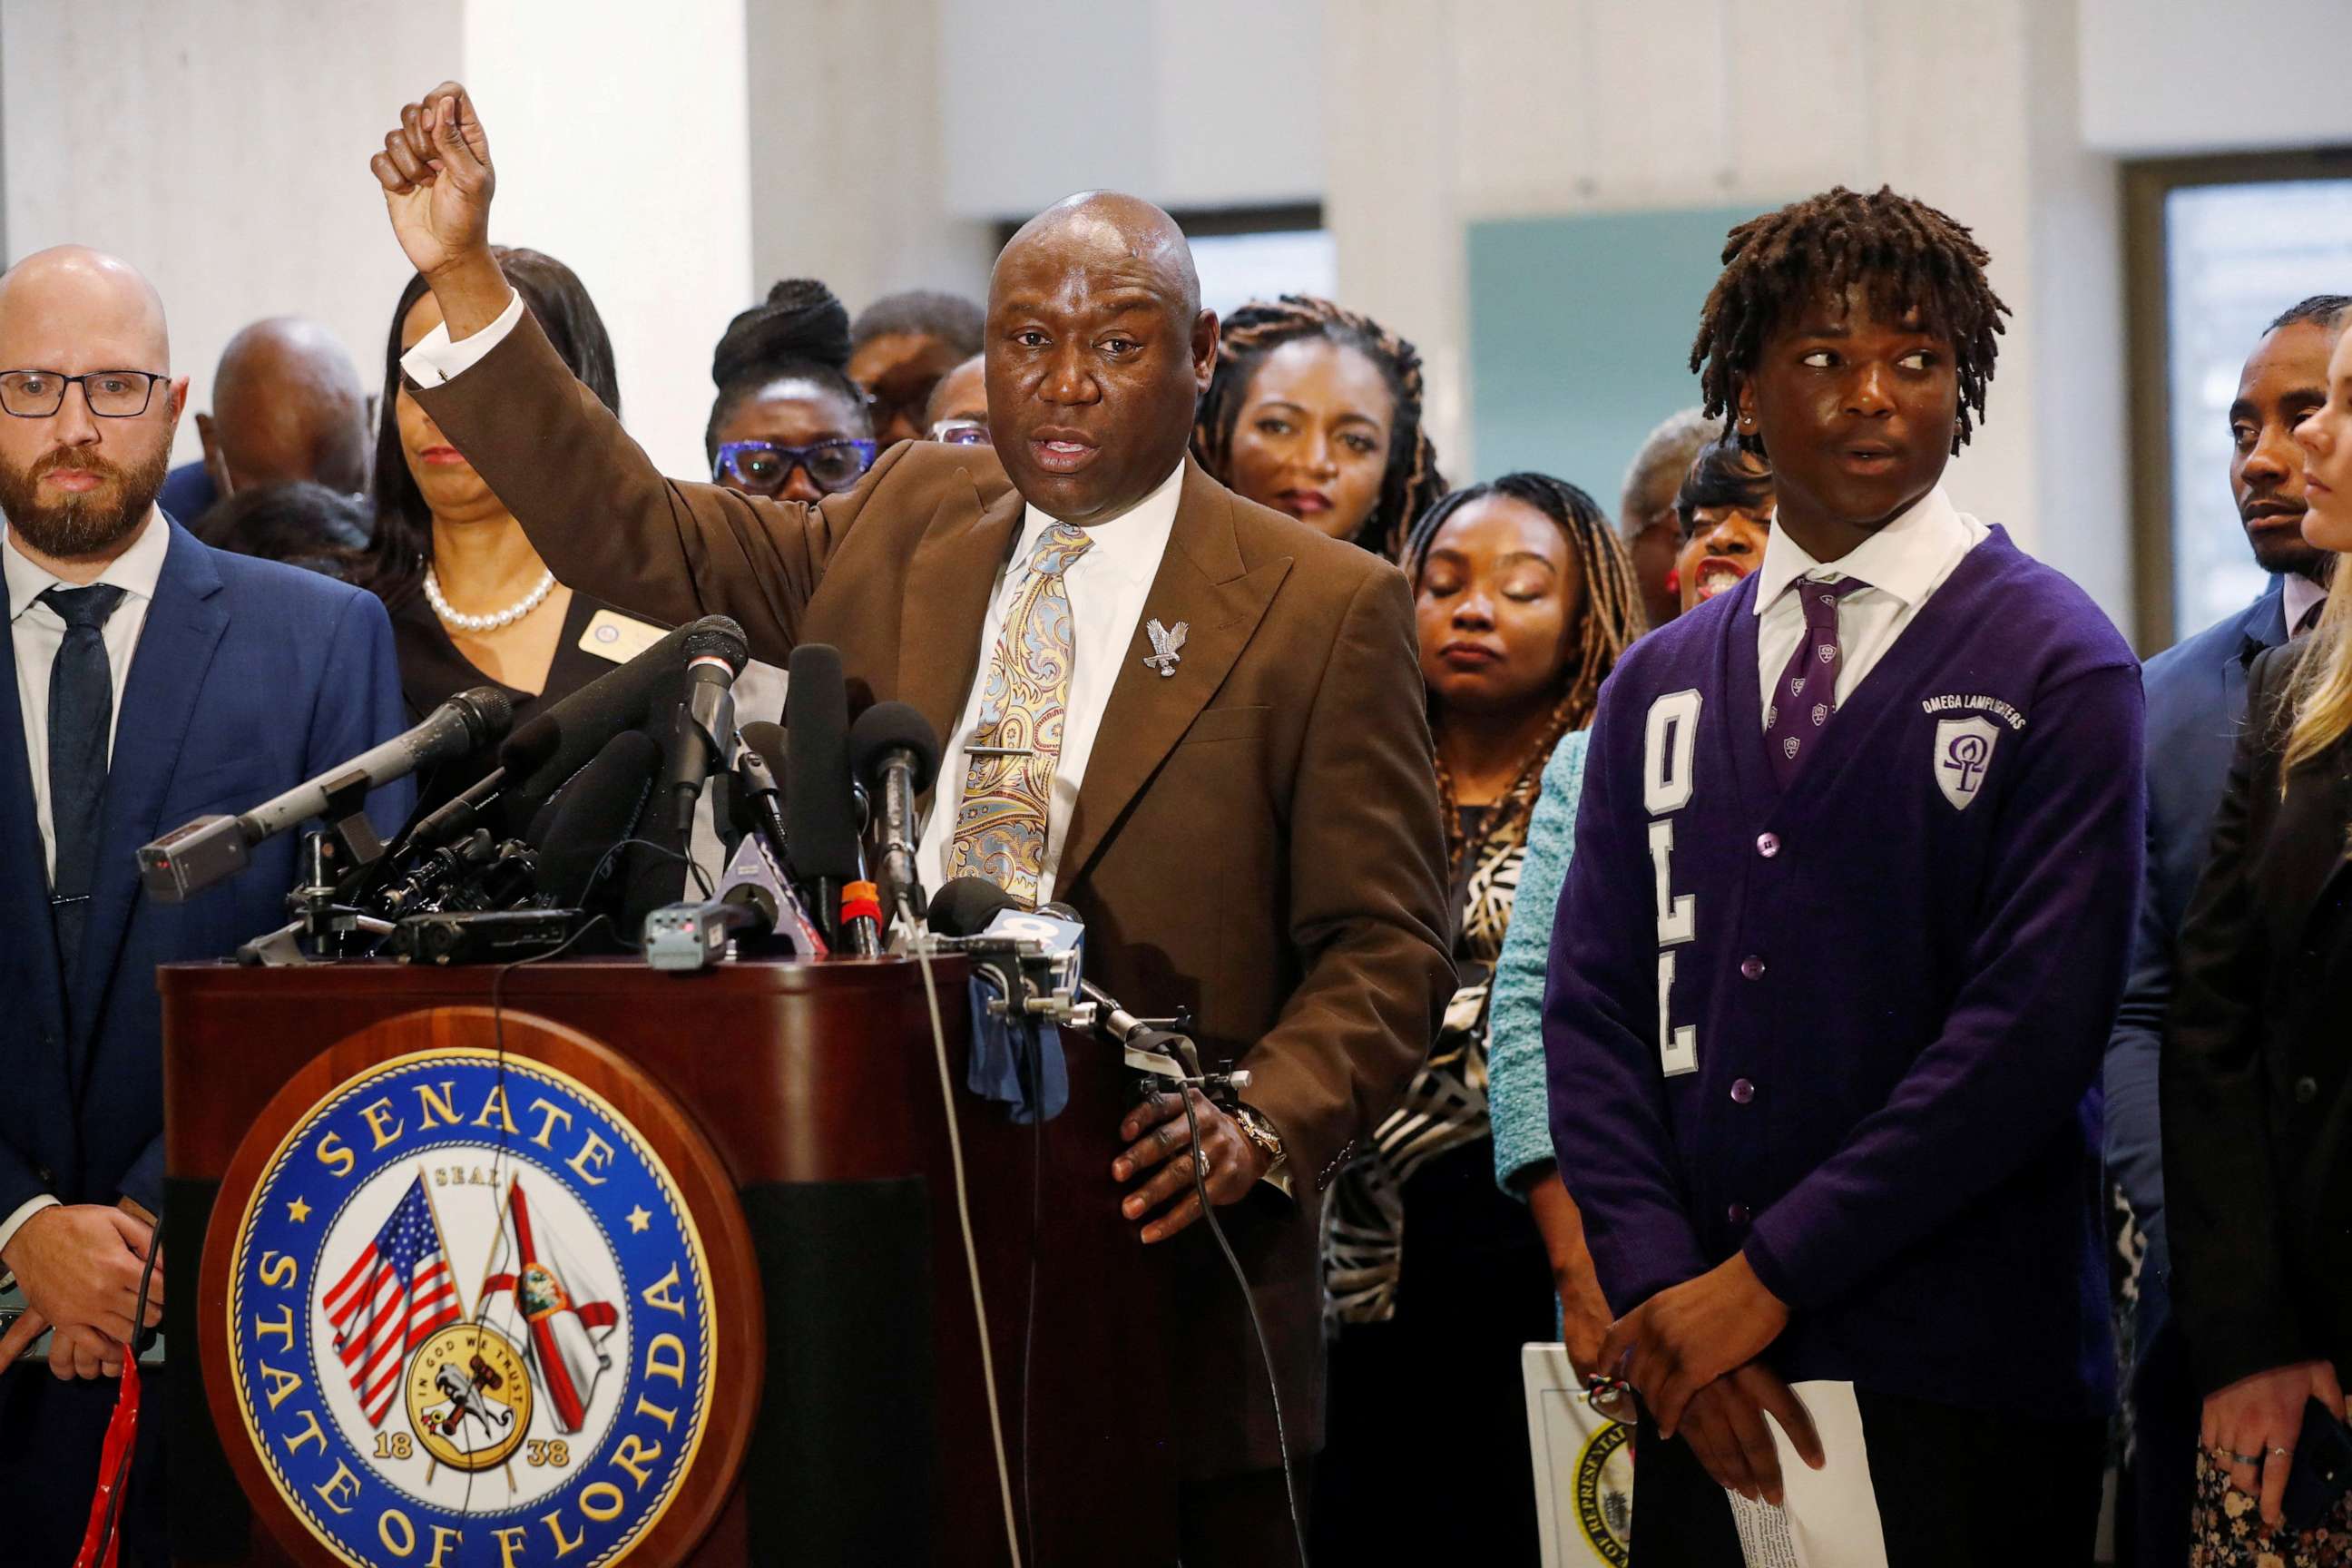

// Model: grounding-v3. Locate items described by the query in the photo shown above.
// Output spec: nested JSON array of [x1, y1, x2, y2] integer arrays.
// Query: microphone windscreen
[[730, 720, 789, 838], [740, 720, 788, 781], [848, 701, 941, 795], [926, 875, 1018, 938], [683, 615, 750, 673], [448, 685, 517, 749], [786, 644, 859, 882], [497, 615, 747, 831], [532, 729, 660, 907]]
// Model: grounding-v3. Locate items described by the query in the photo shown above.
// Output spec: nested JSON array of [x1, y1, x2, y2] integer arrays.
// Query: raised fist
[[369, 82, 495, 282]]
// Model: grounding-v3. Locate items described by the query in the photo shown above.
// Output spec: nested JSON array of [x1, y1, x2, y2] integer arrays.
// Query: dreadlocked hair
[[1193, 294, 1446, 560], [1690, 186, 2009, 456], [1405, 472, 1646, 866]]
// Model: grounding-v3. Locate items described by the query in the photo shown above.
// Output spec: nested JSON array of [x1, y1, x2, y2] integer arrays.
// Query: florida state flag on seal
[[479, 1176, 617, 1432]]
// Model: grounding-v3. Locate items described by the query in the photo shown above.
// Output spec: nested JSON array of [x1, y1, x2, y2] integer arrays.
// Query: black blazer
[[2163, 637, 2352, 1397]]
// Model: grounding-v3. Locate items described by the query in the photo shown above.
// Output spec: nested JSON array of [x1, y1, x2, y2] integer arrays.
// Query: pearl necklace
[[424, 565, 555, 632]]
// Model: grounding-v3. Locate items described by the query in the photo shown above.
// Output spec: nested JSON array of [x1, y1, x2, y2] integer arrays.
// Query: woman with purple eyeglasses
[[706, 279, 879, 505]]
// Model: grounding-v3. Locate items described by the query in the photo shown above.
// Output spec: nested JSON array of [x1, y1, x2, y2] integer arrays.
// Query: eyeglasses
[[927, 418, 991, 447], [0, 369, 168, 419], [713, 438, 879, 497]]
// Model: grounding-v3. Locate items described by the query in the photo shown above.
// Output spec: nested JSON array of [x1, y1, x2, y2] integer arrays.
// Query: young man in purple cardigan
[[1545, 188, 2145, 1565]]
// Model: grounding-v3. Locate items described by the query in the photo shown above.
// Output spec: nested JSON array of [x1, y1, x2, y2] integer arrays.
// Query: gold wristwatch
[[1231, 1104, 1287, 1170]]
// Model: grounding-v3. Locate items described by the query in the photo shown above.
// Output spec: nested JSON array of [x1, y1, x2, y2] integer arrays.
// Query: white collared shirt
[[5, 508, 169, 877], [1, 505, 169, 1259], [406, 289, 1187, 905], [1750, 485, 1988, 728], [2284, 571, 2328, 638], [916, 464, 1184, 905]]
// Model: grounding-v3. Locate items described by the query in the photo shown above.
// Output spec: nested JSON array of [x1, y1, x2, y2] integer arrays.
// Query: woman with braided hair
[[706, 278, 879, 505], [1193, 294, 1446, 558], [1315, 472, 1642, 1561]]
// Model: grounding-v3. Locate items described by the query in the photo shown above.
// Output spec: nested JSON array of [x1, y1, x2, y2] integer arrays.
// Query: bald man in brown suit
[[372, 84, 1450, 1564]]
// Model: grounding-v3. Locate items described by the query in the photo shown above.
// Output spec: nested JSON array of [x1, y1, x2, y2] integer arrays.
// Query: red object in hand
[[73, 1355, 141, 1568]]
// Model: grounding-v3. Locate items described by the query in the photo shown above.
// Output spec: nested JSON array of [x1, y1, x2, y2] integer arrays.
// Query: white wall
[[0, 0, 461, 467], [936, 0, 1323, 220], [745, 0, 996, 328], [2081, 0, 2352, 155], [1328, 0, 2072, 578], [463, 0, 753, 478]]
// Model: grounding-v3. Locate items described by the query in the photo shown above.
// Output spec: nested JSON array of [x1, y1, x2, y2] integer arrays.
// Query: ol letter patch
[[1934, 714, 2001, 810]]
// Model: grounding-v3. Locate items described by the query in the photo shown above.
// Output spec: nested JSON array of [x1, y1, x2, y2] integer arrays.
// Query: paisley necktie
[[949, 523, 1094, 904]]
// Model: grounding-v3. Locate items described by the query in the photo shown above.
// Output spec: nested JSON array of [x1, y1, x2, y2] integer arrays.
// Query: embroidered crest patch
[[1934, 715, 2000, 810]]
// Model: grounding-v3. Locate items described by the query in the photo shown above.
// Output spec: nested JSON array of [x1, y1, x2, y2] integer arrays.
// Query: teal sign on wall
[[1467, 201, 1779, 511]]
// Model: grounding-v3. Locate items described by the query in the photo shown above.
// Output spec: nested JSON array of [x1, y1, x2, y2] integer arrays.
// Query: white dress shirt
[[1, 507, 170, 1258], [406, 287, 1189, 906], [2284, 570, 2328, 637], [5, 510, 169, 876], [915, 463, 1184, 906], [1749, 485, 1989, 726]]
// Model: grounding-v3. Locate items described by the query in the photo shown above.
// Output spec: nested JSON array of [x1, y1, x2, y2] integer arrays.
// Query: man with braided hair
[[1546, 186, 2142, 1563], [1193, 295, 1446, 559]]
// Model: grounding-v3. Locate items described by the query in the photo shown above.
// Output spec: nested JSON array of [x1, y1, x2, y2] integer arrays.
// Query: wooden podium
[[162, 956, 1176, 1567]]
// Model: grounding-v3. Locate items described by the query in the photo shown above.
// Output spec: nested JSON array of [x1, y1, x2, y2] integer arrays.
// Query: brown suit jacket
[[412, 313, 1454, 1478]]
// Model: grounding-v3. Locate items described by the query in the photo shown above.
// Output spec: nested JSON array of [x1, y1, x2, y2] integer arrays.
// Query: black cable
[[464, 905, 618, 1524], [93, 1207, 164, 1560], [1018, 1020, 1045, 1560], [1177, 1088, 1309, 1568]]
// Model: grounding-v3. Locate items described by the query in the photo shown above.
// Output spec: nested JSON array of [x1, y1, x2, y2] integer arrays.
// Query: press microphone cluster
[[140, 615, 753, 965], [139, 686, 514, 902]]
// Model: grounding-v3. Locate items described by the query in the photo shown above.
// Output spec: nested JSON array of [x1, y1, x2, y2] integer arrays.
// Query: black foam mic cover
[[498, 615, 747, 832], [848, 701, 942, 795], [785, 644, 859, 883], [531, 729, 660, 907], [732, 720, 789, 838], [741, 720, 789, 780], [926, 875, 1019, 938]]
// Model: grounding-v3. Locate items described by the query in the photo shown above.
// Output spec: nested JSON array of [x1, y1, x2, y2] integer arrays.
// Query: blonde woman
[[2164, 316, 2352, 1561]]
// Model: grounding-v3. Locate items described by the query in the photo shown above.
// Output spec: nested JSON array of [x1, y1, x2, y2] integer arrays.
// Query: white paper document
[[1524, 1351, 1889, 1568], [1723, 1380, 1889, 1568]]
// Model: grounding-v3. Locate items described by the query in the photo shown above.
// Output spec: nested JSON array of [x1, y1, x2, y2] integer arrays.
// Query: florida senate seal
[[224, 1049, 718, 1565]]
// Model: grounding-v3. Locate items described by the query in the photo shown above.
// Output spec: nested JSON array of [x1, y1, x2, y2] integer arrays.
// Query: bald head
[[203, 317, 370, 495], [0, 246, 172, 370], [996, 191, 1201, 322], [983, 191, 1216, 526]]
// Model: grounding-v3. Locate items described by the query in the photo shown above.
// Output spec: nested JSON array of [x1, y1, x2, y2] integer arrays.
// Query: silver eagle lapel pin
[[1142, 618, 1188, 678]]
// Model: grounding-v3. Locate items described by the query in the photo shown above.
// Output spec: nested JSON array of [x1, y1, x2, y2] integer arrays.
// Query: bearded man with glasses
[[0, 247, 410, 1565]]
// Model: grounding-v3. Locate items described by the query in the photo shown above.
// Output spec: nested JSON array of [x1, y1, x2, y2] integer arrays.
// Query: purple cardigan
[[1544, 527, 2143, 1417]]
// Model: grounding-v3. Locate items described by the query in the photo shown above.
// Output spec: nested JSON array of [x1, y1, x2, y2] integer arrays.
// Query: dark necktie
[[1765, 574, 1868, 789], [41, 583, 127, 971], [2295, 598, 2324, 637]]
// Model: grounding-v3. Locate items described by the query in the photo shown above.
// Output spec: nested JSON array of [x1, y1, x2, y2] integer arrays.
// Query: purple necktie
[[1765, 575, 1868, 789]]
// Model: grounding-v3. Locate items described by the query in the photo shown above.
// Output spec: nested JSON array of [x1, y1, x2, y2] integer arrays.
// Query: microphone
[[785, 644, 859, 944], [139, 686, 513, 902], [530, 729, 661, 909], [494, 614, 740, 834], [662, 618, 750, 834], [733, 720, 790, 862], [848, 701, 941, 920], [926, 873, 1020, 938]]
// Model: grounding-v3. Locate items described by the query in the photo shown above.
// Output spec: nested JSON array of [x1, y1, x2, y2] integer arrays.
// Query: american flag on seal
[[320, 1174, 464, 1426]]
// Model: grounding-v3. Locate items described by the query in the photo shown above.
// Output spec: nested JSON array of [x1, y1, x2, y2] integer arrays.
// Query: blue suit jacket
[[0, 519, 408, 1221], [2104, 575, 2290, 1357]]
